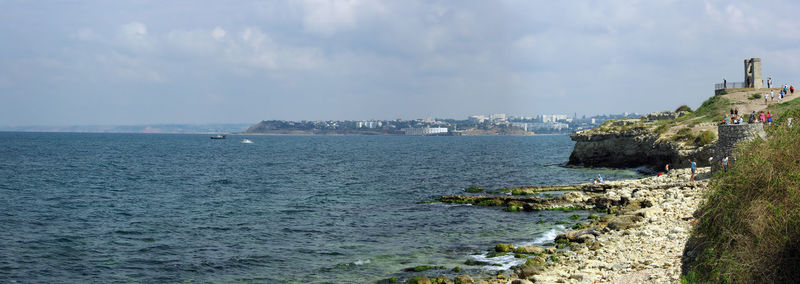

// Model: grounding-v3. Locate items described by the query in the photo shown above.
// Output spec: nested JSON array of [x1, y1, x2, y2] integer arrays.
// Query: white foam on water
[[518, 227, 565, 246], [467, 253, 526, 271], [354, 259, 370, 265]]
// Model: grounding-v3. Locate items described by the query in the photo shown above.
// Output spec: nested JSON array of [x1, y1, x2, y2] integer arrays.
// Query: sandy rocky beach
[[470, 167, 712, 284]]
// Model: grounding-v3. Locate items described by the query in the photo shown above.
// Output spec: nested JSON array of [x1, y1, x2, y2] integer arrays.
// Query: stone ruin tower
[[744, 58, 763, 89]]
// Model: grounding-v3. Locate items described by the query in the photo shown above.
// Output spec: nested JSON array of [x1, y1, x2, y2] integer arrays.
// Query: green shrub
[[654, 122, 671, 135], [675, 105, 693, 112], [693, 130, 716, 147], [678, 95, 730, 123], [673, 128, 695, 142], [749, 93, 762, 100], [568, 214, 580, 220]]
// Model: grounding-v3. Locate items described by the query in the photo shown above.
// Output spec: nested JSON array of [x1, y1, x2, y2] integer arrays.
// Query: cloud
[[211, 26, 226, 40], [298, 0, 384, 36], [116, 22, 156, 53]]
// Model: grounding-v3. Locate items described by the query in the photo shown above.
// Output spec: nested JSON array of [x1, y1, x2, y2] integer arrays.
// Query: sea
[[0, 133, 640, 283]]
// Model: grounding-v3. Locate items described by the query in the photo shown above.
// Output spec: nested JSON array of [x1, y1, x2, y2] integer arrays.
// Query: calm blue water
[[0, 133, 639, 283]]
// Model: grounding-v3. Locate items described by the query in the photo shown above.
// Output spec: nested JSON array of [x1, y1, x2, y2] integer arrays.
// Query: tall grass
[[682, 107, 800, 282], [677, 95, 731, 123]]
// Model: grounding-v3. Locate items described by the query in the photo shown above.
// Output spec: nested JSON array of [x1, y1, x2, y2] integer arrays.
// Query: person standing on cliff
[[768, 77, 772, 88], [765, 93, 769, 105], [723, 77, 727, 88], [690, 158, 697, 181]]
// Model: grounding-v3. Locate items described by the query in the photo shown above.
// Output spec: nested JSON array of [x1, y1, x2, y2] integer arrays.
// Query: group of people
[[763, 81, 794, 104], [683, 155, 729, 182], [723, 108, 744, 124], [722, 108, 773, 125]]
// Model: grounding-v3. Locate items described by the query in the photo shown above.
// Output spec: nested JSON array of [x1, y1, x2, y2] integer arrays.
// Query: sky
[[2, 0, 800, 126]]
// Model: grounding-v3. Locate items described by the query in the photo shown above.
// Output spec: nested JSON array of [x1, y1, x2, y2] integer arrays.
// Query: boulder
[[406, 276, 432, 284], [633, 207, 661, 218], [560, 191, 585, 203], [607, 215, 644, 231], [431, 276, 452, 284], [495, 243, 514, 252], [511, 279, 534, 284], [516, 264, 545, 279], [453, 275, 473, 284], [514, 245, 544, 254], [555, 228, 601, 243]]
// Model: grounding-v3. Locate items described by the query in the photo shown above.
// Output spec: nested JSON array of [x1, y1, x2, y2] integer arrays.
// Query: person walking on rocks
[[767, 111, 773, 125], [791, 85, 795, 95], [689, 158, 697, 181], [771, 90, 775, 102], [760, 111, 766, 123], [765, 93, 769, 105], [722, 156, 729, 172]]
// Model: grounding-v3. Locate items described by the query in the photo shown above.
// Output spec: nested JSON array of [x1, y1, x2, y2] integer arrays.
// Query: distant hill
[[0, 123, 251, 134]]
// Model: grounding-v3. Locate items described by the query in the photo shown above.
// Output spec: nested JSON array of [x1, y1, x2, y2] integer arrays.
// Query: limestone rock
[[607, 215, 644, 231], [515, 245, 544, 254], [511, 279, 533, 284], [516, 264, 545, 279], [560, 191, 585, 203], [555, 228, 601, 243], [495, 243, 514, 252], [453, 275, 473, 284], [405, 276, 431, 284]]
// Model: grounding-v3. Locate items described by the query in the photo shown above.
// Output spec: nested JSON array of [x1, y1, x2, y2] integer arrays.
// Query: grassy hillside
[[590, 89, 800, 149], [681, 104, 800, 283]]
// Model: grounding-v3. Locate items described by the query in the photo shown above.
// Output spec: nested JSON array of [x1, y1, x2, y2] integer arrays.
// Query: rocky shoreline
[[410, 167, 710, 284]]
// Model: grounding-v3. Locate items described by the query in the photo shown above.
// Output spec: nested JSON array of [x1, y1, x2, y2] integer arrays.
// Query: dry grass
[[682, 107, 800, 283]]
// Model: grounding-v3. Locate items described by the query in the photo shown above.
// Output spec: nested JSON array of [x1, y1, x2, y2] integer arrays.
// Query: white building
[[357, 121, 382, 128], [468, 115, 489, 123], [490, 113, 507, 122], [540, 114, 569, 123], [403, 127, 449, 136]]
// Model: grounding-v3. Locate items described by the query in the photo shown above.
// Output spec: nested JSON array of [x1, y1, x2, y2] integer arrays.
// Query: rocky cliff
[[567, 116, 714, 170]]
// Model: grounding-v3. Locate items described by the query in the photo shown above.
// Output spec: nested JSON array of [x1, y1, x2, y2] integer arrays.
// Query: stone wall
[[713, 123, 766, 172]]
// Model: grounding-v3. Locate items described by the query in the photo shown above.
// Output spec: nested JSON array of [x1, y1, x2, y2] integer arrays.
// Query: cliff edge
[[568, 87, 798, 170]]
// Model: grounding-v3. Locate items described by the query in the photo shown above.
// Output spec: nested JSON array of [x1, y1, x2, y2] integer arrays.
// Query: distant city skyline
[[2, 1, 800, 126]]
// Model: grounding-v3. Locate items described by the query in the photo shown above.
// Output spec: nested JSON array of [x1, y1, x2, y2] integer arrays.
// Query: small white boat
[[241, 139, 254, 144]]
